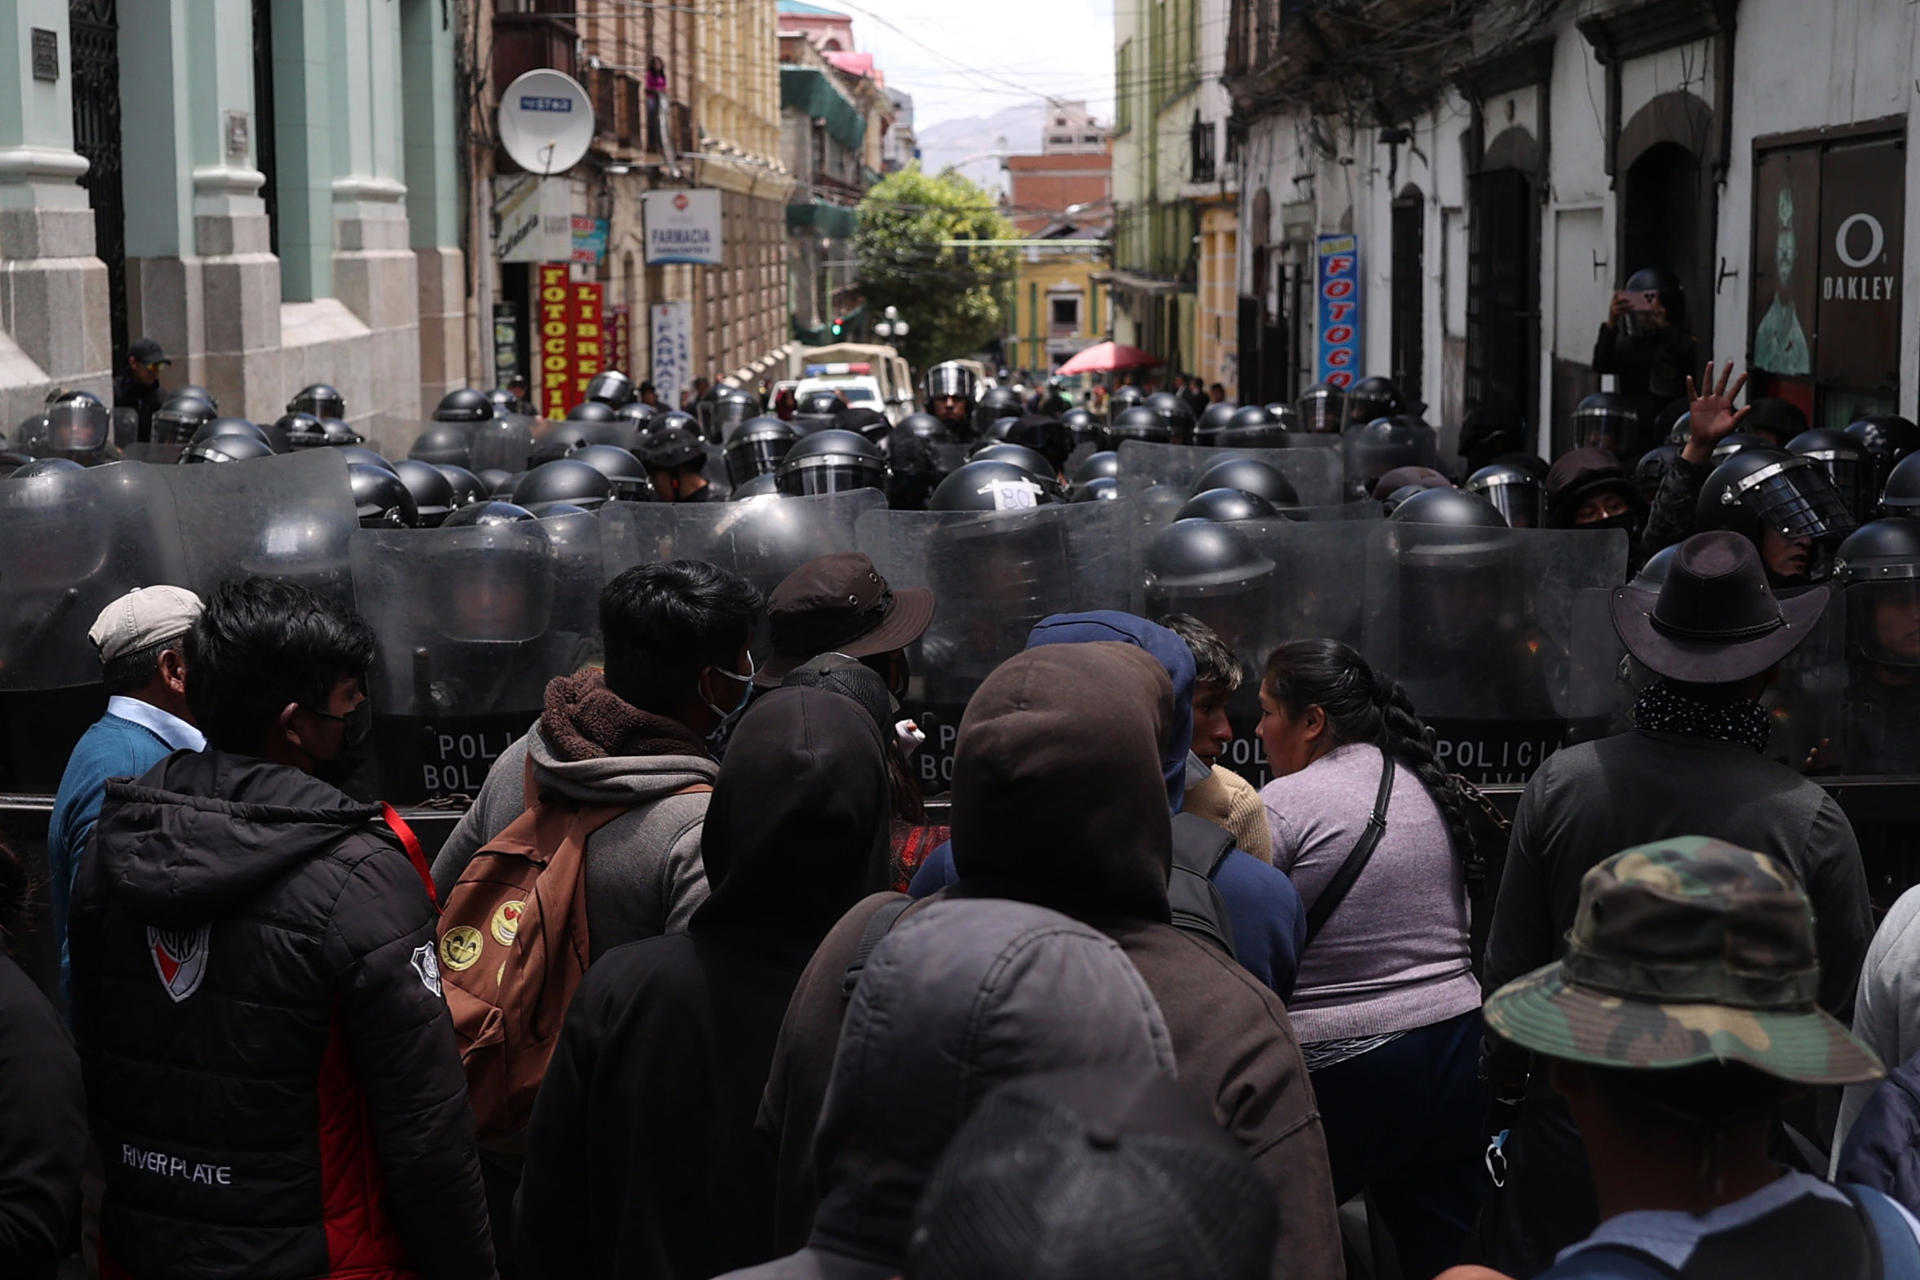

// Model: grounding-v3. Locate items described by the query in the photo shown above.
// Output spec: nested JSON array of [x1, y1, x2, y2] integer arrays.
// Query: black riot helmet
[[586, 369, 635, 407], [513, 457, 614, 511], [1342, 415, 1439, 500], [1004, 415, 1075, 475], [1061, 406, 1103, 449], [1143, 518, 1276, 616], [1175, 487, 1279, 523], [1216, 404, 1289, 449], [899, 411, 953, 445], [1193, 456, 1299, 508], [276, 411, 329, 450], [40, 396, 112, 462], [971, 386, 1025, 439], [1835, 518, 1920, 669], [192, 416, 275, 451], [1712, 431, 1773, 465], [337, 445, 393, 473], [1343, 376, 1403, 430], [442, 499, 539, 530], [1571, 392, 1644, 458], [1389, 486, 1509, 530], [10, 456, 83, 478], [1697, 446, 1858, 582], [392, 458, 456, 526], [615, 400, 659, 428], [1144, 391, 1196, 445], [533, 419, 624, 464], [1743, 397, 1809, 448], [774, 428, 887, 497], [1071, 475, 1122, 503], [1106, 384, 1146, 419], [289, 382, 346, 420], [835, 407, 893, 446], [731, 472, 780, 501], [435, 464, 486, 509], [320, 418, 365, 447], [1465, 462, 1544, 529], [1296, 381, 1346, 434], [434, 387, 495, 423], [175, 384, 216, 411], [570, 443, 652, 502], [486, 387, 530, 416], [704, 384, 759, 440], [796, 388, 850, 418], [929, 458, 1064, 512], [181, 433, 275, 465], [1195, 401, 1239, 445], [1788, 428, 1874, 522], [1071, 450, 1120, 487], [970, 442, 1059, 487], [1109, 404, 1171, 445], [1459, 400, 1530, 473], [978, 416, 1020, 446], [408, 421, 474, 468], [723, 415, 800, 486], [923, 360, 978, 406], [1847, 415, 1920, 494], [152, 392, 217, 444], [1634, 444, 1680, 504], [567, 400, 618, 424], [1879, 452, 1920, 517], [881, 429, 942, 511], [349, 463, 418, 528], [478, 469, 515, 495], [651, 409, 699, 437]]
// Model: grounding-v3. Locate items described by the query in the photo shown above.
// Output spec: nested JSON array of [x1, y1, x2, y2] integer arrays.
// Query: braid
[[1370, 675, 1477, 868]]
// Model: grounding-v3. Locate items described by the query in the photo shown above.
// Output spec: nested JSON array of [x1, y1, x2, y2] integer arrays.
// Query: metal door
[[1391, 190, 1425, 402], [1465, 168, 1538, 417], [69, 0, 127, 368]]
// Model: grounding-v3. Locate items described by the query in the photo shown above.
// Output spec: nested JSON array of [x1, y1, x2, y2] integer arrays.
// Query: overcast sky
[[830, 0, 1117, 132]]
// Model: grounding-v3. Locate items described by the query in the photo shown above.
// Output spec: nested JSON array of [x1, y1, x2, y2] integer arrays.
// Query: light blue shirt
[[104, 695, 205, 752]]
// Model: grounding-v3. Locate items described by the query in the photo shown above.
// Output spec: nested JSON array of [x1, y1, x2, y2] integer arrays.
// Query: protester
[[0, 837, 86, 1280], [723, 897, 1176, 1279], [1642, 360, 1751, 554], [432, 560, 762, 946], [48, 586, 204, 1002], [1477, 531, 1875, 1275], [515, 686, 891, 1279], [906, 1068, 1278, 1280], [1256, 638, 1484, 1279], [911, 611, 1307, 999], [1476, 838, 1903, 1279], [752, 552, 934, 705], [764, 642, 1343, 1280], [1592, 269, 1697, 411], [1159, 612, 1272, 860], [68, 576, 495, 1280]]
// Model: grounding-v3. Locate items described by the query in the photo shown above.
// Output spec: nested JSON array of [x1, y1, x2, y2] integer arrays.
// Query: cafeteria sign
[[1315, 233, 1362, 389], [643, 188, 723, 265]]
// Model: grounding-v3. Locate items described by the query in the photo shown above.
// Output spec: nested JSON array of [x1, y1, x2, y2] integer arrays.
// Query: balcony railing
[[492, 12, 577, 94]]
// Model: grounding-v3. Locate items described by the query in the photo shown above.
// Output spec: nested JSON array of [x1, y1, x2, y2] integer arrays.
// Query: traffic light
[[830, 316, 844, 337]]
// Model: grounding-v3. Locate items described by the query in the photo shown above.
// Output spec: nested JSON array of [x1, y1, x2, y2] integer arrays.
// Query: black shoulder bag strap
[[1302, 752, 1394, 948], [841, 896, 913, 1003]]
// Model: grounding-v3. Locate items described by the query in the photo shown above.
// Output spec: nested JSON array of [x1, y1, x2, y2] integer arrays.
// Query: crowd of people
[[9, 297, 1920, 1279]]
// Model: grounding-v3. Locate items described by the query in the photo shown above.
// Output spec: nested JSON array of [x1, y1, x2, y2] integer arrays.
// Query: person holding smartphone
[[1592, 267, 1697, 439]]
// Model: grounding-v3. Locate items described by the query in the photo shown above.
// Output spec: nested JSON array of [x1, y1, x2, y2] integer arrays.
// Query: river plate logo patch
[[410, 942, 443, 997], [147, 925, 211, 1003]]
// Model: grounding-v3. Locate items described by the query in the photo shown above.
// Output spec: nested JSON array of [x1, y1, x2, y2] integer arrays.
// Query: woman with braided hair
[[1256, 638, 1484, 1280]]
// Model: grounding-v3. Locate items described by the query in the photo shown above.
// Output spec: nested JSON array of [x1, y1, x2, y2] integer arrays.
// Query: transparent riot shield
[[1795, 585, 1886, 774], [361, 415, 430, 461], [351, 519, 569, 802], [1340, 420, 1440, 501], [164, 448, 360, 606], [857, 498, 1134, 792], [470, 415, 537, 474], [538, 508, 609, 672], [601, 490, 885, 600], [1365, 524, 1628, 783], [1114, 440, 1345, 507], [0, 461, 188, 790]]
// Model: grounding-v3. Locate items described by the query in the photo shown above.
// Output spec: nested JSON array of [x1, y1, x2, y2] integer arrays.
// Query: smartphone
[[1614, 289, 1658, 312]]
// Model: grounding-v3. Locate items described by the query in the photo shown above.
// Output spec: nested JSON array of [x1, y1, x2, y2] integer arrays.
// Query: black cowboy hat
[[1609, 530, 1826, 683]]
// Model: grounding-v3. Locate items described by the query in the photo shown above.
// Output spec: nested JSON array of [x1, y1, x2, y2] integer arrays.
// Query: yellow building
[[1006, 232, 1110, 377], [1196, 200, 1239, 398]]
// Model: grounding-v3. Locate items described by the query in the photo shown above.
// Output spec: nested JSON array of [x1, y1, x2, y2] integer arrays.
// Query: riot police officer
[[1695, 445, 1858, 587], [409, 422, 475, 469], [393, 458, 456, 527], [349, 463, 418, 528], [514, 457, 615, 513], [434, 387, 496, 424], [1831, 518, 1920, 772], [1467, 461, 1545, 529], [971, 385, 1024, 440], [723, 415, 800, 487], [639, 426, 715, 502], [1788, 428, 1874, 522], [923, 361, 978, 435], [289, 382, 347, 422], [586, 369, 635, 408], [774, 429, 887, 497]]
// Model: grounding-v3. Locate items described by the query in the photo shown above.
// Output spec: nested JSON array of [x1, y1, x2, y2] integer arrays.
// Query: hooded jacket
[[514, 689, 891, 1280], [759, 643, 1342, 1280], [432, 669, 715, 957], [724, 897, 1175, 1280], [68, 749, 494, 1280], [907, 611, 1305, 995]]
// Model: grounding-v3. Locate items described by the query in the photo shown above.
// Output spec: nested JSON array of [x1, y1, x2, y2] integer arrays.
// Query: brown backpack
[[436, 762, 707, 1141]]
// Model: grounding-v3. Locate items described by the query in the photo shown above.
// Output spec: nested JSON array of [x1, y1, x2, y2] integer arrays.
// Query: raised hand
[[1682, 360, 1751, 465]]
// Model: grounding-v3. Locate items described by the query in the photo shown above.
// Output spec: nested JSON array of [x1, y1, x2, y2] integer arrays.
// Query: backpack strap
[[380, 802, 438, 909], [1846, 1184, 1920, 1280], [1303, 751, 1394, 948], [1167, 813, 1238, 959], [842, 896, 913, 1002]]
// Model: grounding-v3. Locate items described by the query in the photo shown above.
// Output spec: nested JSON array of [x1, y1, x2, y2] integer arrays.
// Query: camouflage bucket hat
[[1484, 837, 1882, 1086]]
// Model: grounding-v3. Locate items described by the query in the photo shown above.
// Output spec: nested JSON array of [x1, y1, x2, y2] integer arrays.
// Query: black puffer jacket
[[69, 749, 495, 1280]]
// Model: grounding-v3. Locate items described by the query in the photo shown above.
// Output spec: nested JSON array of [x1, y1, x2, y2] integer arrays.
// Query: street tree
[[854, 166, 1017, 371]]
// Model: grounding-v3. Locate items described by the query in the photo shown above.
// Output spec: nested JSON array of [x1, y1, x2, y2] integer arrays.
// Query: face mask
[[700, 653, 757, 747], [306, 698, 373, 792]]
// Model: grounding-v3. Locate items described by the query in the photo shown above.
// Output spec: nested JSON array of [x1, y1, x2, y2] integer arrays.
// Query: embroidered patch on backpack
[[147, 925, 211, 1003]]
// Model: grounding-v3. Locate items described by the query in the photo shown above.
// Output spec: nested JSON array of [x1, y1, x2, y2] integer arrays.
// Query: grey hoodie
[[431, 723, 715, 957], [719, 898, 1176, 1280]]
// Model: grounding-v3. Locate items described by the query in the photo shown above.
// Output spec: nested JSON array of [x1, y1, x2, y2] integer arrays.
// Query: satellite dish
[[498, 69, 595, 176]]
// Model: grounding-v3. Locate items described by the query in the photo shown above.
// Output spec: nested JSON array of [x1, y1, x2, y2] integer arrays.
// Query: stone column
[[0, 0, 111, 424], [402, 0, 466, 415]]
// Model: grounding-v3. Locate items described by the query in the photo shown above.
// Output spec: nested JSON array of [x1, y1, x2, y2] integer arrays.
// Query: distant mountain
[[915, 101, 1053, 195]]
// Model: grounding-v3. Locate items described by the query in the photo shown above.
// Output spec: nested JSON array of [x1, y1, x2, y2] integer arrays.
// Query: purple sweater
[[1261, 742, 1480, 1043]]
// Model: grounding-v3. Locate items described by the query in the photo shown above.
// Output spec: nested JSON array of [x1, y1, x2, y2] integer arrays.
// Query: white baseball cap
[[87, 585, 204, 664]]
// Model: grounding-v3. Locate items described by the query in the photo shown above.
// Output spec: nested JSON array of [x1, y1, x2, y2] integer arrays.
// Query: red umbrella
[[1054, 341, 1163, 376]]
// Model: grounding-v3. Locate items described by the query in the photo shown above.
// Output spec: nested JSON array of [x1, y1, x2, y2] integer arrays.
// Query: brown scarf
[[540, 669, 708, 762]]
